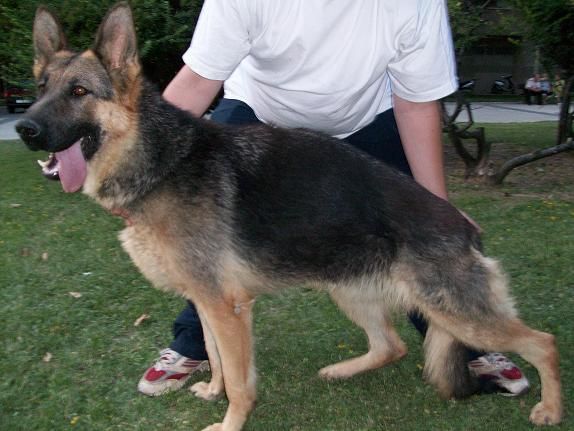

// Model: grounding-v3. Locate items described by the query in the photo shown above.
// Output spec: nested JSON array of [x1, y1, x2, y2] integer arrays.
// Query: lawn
[[1, 123, 573, 430]]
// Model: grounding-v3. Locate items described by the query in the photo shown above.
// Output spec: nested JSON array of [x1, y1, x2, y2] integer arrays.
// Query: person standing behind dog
[[137, 0, 529, 398]]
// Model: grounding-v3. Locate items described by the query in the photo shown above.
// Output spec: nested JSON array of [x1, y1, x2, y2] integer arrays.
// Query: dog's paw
[[200, 423, 222, 431], [529, 401, 562, 426], [190, 381, 224, 401]]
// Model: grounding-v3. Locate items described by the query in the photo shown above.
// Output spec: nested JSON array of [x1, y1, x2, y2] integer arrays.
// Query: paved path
[[0, 102, 562, 141], [0, 108, 24, 140], [445, 102, 561, 124]]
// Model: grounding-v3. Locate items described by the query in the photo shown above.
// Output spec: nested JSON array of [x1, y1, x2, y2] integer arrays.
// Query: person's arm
[[393, 94, 481, 230], [392, 94, 447, 200], [163, 65, 223, 117]]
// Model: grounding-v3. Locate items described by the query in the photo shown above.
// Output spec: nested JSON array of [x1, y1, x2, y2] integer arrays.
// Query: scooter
[[458, 78, 476, 93], [491, 75, 515, 94]]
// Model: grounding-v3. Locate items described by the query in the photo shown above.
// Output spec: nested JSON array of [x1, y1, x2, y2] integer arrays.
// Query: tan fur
[[321, 285, 407, 379], [476, 251, 518, 318], [123, 212, 257, 431], [423, 326, 460, 397], [83, 64, 142, 208]]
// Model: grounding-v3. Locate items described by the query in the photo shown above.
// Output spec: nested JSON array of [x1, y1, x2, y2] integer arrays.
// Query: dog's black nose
[[15, 119, 41, 140], [15, 119, 44, 150]]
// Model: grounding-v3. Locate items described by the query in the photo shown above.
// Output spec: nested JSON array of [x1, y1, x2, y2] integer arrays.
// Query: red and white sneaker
[[468, 352, 529, 396], [138, 348, 209, 396]]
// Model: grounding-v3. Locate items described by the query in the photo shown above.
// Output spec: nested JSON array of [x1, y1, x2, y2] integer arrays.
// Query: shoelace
[[156, 349, 181, 369], [486, 353, 526, 381], [482, 353, 515, 370]]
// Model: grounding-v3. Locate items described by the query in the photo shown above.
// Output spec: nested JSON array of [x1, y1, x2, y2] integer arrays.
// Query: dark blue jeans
[[171, 98, 477, 360]]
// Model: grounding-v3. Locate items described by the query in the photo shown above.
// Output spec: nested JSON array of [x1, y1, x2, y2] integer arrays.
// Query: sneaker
[[138, 348, 209, 396], [468, 352, 529, 396]]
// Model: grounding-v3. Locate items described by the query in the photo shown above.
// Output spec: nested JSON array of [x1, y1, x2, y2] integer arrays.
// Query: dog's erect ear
[[33, 7, 67, 77], [94, 2, 140, 73]]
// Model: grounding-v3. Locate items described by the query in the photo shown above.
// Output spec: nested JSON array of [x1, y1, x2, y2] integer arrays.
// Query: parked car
[[4, 81, 36, 113]]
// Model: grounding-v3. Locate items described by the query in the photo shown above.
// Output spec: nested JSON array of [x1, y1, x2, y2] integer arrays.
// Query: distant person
[[539, 74, 552, 103], [524, 74, 542, 105], [552, 73, 565, 104]]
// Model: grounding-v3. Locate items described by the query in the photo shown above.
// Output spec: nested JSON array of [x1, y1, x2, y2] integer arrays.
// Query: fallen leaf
[[70, 416, 80, 426], [41, 252, 49, 261], [69, 292, 82, 298], [43, 352, 53, 362], [134, 313, 150, 327]]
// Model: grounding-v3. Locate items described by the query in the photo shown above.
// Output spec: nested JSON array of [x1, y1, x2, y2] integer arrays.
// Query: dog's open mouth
[[37, 153, 60, 179], [37, 139, 87, 193]]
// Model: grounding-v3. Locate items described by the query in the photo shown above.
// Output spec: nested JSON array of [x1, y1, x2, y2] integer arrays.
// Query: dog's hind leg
[[319, 285, 407, 380], [431, 312, 561, 425], [419, 254, 562, 425], [516, 327, 562, 426]]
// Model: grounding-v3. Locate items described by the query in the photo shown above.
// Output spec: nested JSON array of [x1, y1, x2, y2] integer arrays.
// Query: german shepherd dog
[[17, 3, 562, 430]]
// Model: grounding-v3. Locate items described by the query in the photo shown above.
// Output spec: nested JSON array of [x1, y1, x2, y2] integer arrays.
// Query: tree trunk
[[441, 93, 492, 178], [488, 138, 574, 185], [557, 76, 574, 145]]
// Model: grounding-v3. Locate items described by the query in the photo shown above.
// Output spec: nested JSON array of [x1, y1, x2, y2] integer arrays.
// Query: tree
[[447, 0, 494, 59], [0, 0, 204, 88], [488, 0, 574, 184], [512, 0, 574, 75], [0, 1, 38, 84], [510, 0, 574, 142], [444, 0, 574, 184]]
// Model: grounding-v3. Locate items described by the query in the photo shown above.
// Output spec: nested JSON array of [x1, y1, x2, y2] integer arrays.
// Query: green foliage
[[447, 1, 574, 76], [510, 0, 574, 74], [0, 0, 203, 87], [447, 0, 494, 56], [0, 1, 37, 84]]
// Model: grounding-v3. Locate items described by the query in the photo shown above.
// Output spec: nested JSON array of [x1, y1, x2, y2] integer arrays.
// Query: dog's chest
[[118, 225, 175, 291], [115, 202, 228, 298]]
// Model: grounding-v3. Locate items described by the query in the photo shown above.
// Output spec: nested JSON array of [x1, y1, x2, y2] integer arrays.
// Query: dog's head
[[16, 2, 141, 193]]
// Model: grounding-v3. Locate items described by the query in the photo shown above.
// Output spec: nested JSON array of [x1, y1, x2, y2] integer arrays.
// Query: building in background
[[455, 1, 539, 94]]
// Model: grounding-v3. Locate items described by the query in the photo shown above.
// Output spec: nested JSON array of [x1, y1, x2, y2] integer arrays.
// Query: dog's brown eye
[[72, 86, 88, 97]]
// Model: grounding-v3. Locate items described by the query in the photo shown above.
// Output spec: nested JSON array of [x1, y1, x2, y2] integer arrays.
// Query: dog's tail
[[423, 324, 479, 399]]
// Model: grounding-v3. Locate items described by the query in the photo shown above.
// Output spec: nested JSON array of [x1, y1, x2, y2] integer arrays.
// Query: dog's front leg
[[190, 311, 225, 400], [197, 294, 257, 431]]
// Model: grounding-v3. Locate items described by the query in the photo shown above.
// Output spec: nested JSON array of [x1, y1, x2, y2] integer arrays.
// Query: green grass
[[1, 129, 573, 430], [479, 122, 559, 149]]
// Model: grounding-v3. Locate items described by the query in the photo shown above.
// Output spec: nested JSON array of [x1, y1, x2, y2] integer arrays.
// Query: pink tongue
[[55, 141, 87, 193]]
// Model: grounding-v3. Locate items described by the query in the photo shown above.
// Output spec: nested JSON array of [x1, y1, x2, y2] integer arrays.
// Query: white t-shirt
[[184, 0, 457, 138]]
